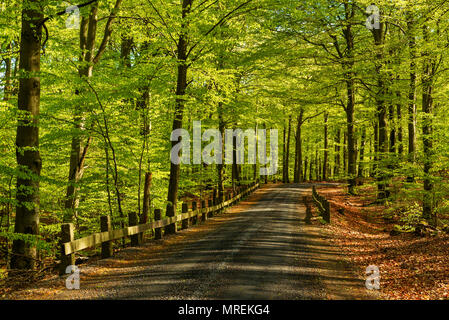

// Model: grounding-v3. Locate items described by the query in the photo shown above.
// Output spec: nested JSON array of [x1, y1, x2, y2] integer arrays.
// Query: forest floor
[[1, 183, 377, 300], [315, 182, 449, 300], [3, 181, 447, 300]]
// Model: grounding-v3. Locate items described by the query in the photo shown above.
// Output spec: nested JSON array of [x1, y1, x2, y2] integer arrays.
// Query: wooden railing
[[59, 182, 260, 273], [311, 186, 330, 224]]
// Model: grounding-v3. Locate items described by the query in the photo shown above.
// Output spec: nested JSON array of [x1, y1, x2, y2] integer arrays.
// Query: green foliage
[[394, 203, 426, 233], [2, 0, 449, 267]]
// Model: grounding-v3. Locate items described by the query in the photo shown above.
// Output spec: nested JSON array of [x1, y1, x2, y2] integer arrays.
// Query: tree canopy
[[1, 0, 449, 269]]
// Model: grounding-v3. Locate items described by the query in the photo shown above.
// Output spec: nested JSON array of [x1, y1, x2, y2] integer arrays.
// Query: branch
[[40, 0, 99, 51], [147, 0, 178, 47], [93, 0, 123, 65], [301, 111, 325, 125], [186, 0, 253, 59]]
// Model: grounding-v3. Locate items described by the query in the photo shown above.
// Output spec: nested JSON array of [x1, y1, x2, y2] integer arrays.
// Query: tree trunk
[[11, 0, 43, 270], [422, 22, 436, 224], [294, 110, 303, 183], [406, 10, 417, 182], [165, 0, 192, 234], [309, 155, 313, 181], [334, 128, 340, 177], [64, 7, 97, 223], [3, 43, 12, 101], [389, 103, 395, 154], [371, 17, 390, 201], [218, 102, 225, 200], [284, 115, 291, 183], [358, 128, 366, 178], [343, 131, 347, 174], [282, 121, 286, 182], [342, 3, 357, 194], [371, 120, 378, 178], [397, 91, 403, 155], [64, 0, 122, 222], [141, 172, 152, 224], [232, 132, 241, 187], [303, 156, 308, 182], [323, 112, 328, 181]]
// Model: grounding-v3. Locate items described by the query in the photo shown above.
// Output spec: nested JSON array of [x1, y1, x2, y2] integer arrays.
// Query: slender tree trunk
[[282, 121, 286, 182], [342, 3, 357, 194], [323, 112, 328, 181], [304, 156, 308, 182], [3, 43, 12, 101], [11, 0, 43, 270], [397, 90, 403, 155], [166, 0, 192, 234], [263, 122, 267, 184], [64, 0, 122, 222], [64, 7, 97, 223], [334, 128, 340, 177], [141, 172, 151, 224], [358, 128, 366, 179], [286, 115, 291, 182], [371, 17, 390, 201], [137, 89, 150, 218], [294, 110, 303, 183], [232, 131, 241, 187], [343, 131, 347, 174], [284, 115, 291, 183], [406, 10, 417, 182], [309, 155, 313, 181], [389, 103, 395, 154], [377, 90, 389, 200], [345, 82, 356, 193], [422, 22, 436, 224], [217, 102, 225, 200]]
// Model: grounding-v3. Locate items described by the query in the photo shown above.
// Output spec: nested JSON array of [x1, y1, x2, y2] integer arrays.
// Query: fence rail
[[311, 186, 330, 223], [60, 182, 259, 273]]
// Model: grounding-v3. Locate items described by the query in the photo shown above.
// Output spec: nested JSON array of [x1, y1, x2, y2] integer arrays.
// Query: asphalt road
[[10, 183, 376, 300]]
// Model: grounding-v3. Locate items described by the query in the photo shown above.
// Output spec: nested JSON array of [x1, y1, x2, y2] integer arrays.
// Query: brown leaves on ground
[[318, 184, 449, 300]]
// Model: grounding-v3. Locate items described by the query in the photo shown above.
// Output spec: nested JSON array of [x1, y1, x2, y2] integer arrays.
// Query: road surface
[[9, 183, 377, 300]]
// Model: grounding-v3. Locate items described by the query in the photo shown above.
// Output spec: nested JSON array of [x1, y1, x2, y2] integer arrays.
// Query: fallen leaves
[[318, 185, 449, 300]]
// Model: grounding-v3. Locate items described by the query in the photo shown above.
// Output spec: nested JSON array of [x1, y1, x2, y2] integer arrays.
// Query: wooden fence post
[[324, 201, 331, 223], [211, 189, 217, 217], [181, 203, 189, 229], [208, 199, 213, 218], [191, 201, 198, 225], [128, 212, 140, 246], [303, 196, 312, 224], [154, 209, 162, 240], [60, 223, 75, 275], [202, 200, 207, 222], [101, 215, 113, 259]]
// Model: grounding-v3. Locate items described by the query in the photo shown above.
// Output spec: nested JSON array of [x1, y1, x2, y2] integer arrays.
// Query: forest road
[[10, 183, 378, 300]]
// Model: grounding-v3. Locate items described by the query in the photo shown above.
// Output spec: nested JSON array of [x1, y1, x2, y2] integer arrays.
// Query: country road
[[8, 183, 378, 300]]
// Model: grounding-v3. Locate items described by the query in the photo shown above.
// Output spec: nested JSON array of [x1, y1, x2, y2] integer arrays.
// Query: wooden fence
[[311, 186, 330, 224], [59, 182, 260, 273]]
